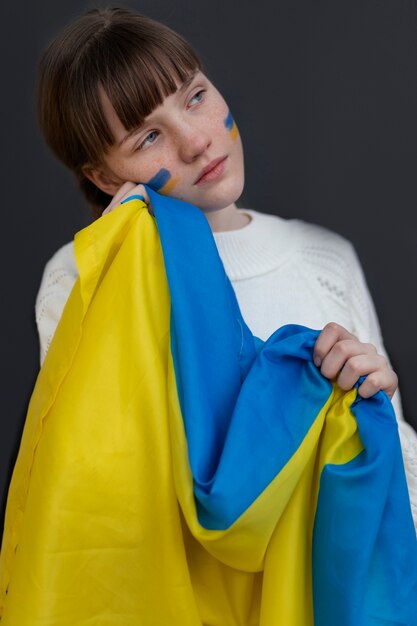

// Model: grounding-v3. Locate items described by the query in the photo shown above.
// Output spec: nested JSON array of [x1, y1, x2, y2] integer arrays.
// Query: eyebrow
[[118, 71, 198, 148]]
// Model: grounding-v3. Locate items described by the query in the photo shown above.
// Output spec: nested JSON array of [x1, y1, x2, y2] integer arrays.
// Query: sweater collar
[[212, 209, 295, 280]]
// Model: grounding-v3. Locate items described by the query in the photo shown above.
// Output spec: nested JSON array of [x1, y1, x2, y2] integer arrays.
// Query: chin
[[193, 175, 245, 212]]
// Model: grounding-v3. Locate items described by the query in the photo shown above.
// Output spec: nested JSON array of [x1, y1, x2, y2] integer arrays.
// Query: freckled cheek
[[115, 155, 181, 193], [202, 107, 239, 145]]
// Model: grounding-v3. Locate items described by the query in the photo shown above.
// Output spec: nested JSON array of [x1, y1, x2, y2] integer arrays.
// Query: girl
[[1, 8, 416, 623], [34, 7, 417, 523]]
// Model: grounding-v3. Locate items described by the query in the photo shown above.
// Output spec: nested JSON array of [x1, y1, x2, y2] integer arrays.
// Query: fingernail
[[314, 356, 321, 367]]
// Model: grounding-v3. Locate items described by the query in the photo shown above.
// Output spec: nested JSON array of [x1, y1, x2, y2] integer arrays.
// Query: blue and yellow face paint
[[146, 168, 179, 195], [224, 110, 238, 141]]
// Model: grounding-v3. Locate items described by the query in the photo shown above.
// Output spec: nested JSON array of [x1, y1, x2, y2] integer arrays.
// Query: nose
[[176, 121, 211, 163]]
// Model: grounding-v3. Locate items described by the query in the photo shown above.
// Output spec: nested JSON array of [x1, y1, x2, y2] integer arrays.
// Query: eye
[[188, 89, 206, 107], [137, 130, 159, 150]]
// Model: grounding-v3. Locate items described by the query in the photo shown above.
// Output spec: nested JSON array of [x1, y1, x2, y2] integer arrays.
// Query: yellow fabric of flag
[[0, 200, 368, 625]]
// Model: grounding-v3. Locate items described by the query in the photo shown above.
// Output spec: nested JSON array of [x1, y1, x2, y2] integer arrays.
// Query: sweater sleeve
[[35, 241, 78, 367], [347, 242, 417, 529]]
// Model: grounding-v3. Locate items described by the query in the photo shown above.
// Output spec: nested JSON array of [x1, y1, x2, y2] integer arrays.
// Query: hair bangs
[[66, 52, 116, 167], [101, 35, 201, 143], [70, 24, 202, 162]]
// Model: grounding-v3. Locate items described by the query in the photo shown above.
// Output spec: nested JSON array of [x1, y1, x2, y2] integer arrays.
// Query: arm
[[35, 242, 78, 366], [34, 184, 149, 366]]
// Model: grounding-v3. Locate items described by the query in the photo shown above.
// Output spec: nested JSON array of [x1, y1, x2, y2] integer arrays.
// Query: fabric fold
[[0, 190, 416, 625]]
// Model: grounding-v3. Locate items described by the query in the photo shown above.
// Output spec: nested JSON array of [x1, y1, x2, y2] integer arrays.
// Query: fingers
[[102, 182, 136, 215], [336, 353, 397, 399], [313, 322, 357, 367], [101, 183, 152, 216], [336, 353, 384, 390], [314, 322, 398, 399], [357, 368, 398, 399], [319, 339, 376, 381]]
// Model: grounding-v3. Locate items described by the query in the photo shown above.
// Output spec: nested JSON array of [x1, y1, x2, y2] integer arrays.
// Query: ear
[[82, 164, 123, 196]]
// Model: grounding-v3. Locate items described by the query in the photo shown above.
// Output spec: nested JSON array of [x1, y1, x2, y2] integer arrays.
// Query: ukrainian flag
[[0, 189, 416, 625]]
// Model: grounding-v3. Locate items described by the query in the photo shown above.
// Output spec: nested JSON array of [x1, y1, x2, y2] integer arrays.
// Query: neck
[[203, 203, 250, 233]]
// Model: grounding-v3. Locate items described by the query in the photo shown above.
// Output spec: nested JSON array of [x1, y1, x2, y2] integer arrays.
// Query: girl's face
[[88, 71, 245, 213]]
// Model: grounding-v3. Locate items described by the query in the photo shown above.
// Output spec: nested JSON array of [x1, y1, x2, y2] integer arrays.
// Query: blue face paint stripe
[[147, 168, 172, 192], [224, 110, 235, 131]]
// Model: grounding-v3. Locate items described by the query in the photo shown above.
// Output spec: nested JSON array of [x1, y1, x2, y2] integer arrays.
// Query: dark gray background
[[1, 0, 416, 517]]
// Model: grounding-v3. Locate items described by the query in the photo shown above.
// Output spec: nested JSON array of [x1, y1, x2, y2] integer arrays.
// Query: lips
[[194, 156, 228, 185]]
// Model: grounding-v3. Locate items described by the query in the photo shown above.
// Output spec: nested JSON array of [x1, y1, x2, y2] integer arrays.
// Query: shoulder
[[35, 240, 78, 310], [35, 239, 78, 365], [245, 209, 359, 269], [291, 220, 366, 307], [35, 239, 78, 328], [286, 219, 381, 340], [272, 217, 361, 280], [245, 209, 352, 248], [291, 219, 357, 263]]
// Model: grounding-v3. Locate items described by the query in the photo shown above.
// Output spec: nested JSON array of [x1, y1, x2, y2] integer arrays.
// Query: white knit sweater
[[35, 208, 417, 529]]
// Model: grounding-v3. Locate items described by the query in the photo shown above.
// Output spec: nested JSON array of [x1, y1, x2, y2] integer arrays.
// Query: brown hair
[[36, 7, 203, 220]]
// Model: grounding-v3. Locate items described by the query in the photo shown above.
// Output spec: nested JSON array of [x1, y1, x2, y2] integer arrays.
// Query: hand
[[101, 182, 152, 216], [313, 322, 398, 399]]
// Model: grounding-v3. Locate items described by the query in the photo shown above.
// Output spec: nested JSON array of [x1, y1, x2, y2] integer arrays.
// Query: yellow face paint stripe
[[159, 177, 180, 195]]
